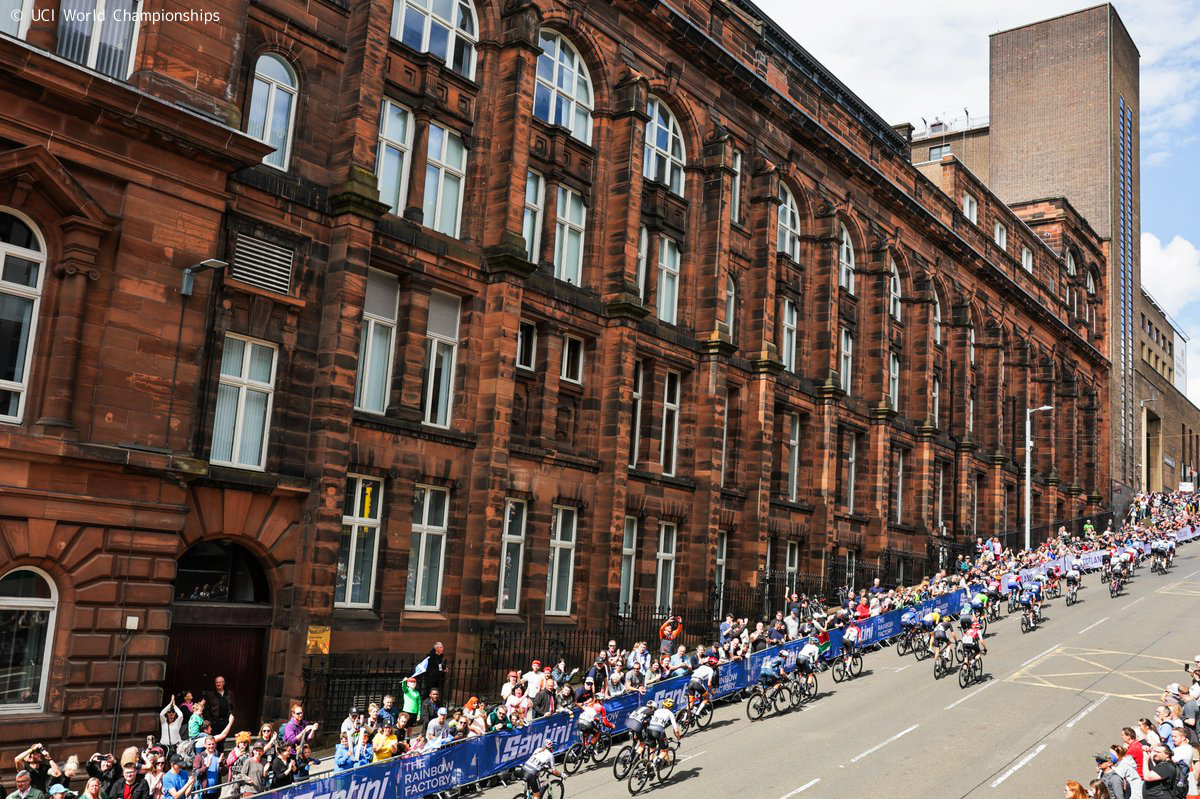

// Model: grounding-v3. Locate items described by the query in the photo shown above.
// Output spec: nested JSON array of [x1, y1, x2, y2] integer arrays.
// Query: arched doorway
[[165, 541, 271, 728]]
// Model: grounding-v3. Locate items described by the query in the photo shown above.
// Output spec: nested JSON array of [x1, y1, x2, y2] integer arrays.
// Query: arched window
[[0, 567, 57, 713], [888, 259, 902, 321], [777, 185, 801, 261], [968, 326, 976, 365], [933, 294, 943, 345], [644, 96, 686, 196], [247, 54, 298, 171], [533, 31, 593, 145], [838, 224, 855, 294], [392, 0, 478, 79], [174, 541, 270, 604], [1086, 271, 1097, 326], [0, 210, 46, 424], [725, 274, 737, 341]]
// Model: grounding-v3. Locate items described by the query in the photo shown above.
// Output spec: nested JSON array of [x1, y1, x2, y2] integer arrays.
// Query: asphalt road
[[479, 548, 1200, 799]]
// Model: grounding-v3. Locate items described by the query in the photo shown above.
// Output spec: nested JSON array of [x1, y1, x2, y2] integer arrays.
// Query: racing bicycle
[[932, 644, 955, 679], [831, 646, 863, 682], [745, 678, 794, 720], [788, 665, 818, 703], [511, 767, 564, 799], [958, 652, 985, 689], [626, 740, 678, 795], [1066, 580, 1079, 606], [676, 694, 714, 735], [563, 727, 611, 774]]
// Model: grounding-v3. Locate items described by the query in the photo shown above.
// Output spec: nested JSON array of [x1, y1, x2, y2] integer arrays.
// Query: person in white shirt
[[159, 699, 185, 748], [522, 661, 545, 698], [340, 708, 361, 739]]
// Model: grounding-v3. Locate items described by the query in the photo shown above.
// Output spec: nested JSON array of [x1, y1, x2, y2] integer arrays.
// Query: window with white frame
[[962, 191, 978, 224], [781, 299, 798, 373], [211, 334, 277, 470], [778, 185, 801, 261], [657, 236, 680, 325], [933, 295, 943, 344], [786, 541, 799, 596], [392, 0, 477, 78], [845, 431, 857, 514], [893, 449, 904, 523], [619, 516, 637, 613], [715, 530, 727, 615], [336, 475, 383, 607], [655, 521, 676, 613], [246, 54, 298, 171], [533, 30, 593, 143], [0, 0, 31, 37], [968, 327, 976, 365], [522, 170, 544, 263], [993, 221, 1007, 250], [0, 210, 45, 424], [377, 99, 414, 215], [936, 462, 946, 530], [423, 124, 467, 238], [0, 567, 56, 713], [420, 292, 460, 427], [630, 361, 643, 467], [56, 0, 141, 78], [636, 226, 649, 302], [726, 275, 737, 341], [644, 96, 686, 196], [560, 335, 584, 384], [1021, 246, 1033, 273], [661, 370, 680, 476], [839, 327, 853, 394], [547, 505, 576, 615], [889, 352, 900, 412], [928, 144, 951, 160], [786, 413, 800, 501], [932, 376, 940, 427], [498, 498, 527, 613], [554, 186, 586, 285], [406, 484, 449, 610], [889, 260, 902, 321], [516, 320, 537, 371], [730, 150, 743, 224], [838, 224, 856, 294], [967, 393, 974, 433], [355, 270, 399, 414]]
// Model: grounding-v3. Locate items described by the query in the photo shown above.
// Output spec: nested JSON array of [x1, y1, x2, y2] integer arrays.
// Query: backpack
[[1170, 759, 1189, 799], [176, 738, 197, 759]]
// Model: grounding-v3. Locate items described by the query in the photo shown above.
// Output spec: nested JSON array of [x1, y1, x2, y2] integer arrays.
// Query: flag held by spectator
[[412, 657, 429, 678]]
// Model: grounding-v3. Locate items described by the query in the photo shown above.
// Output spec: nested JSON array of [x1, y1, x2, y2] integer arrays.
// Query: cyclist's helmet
[[662, 698, 675, 709], [931, 612, 941, 623], [646, 700, 657, 710], [543, 738, 555, 750]]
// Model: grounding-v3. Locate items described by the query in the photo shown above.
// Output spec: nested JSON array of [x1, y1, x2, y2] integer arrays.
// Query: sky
[[755, 0, 1200, 401]]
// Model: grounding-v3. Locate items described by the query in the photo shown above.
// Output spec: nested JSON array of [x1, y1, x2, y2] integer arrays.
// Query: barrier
[[261, 527, 1199, 799]]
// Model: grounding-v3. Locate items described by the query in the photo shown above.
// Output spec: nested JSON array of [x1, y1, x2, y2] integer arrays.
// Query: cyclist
[[969, 587, 989, 617], [576, 696, 614, 750], [841, 619, 861, 658], [958, 600, 976, 635], [625, 700, 655, 757], [645, 699, 681, 764], [1018, 583, 1036, 627], [921, 610, 940, 651], [962, 619, 987, 666], [758, 652, 786, 692], [1028, 575, 1045, 619], [687, 657, 717, 716], [796, 636, 820, 675], [1167, 535, 1177, 566], [932, 616, 956, 663], [520, 739, 562, 799], [1065, 560, 1081, 592]]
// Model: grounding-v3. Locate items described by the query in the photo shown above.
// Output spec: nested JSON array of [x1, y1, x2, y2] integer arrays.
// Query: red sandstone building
[[0, 0, 1109, 759]]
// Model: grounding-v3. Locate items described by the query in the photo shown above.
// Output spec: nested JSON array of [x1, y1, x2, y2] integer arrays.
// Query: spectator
[[86, 754, 122, 797], [224, 734, 252, 773], [267, 747, 297, 790], [658, 616, 682, 656], [531, 680, 556, 718], [353, 731, 373, 768], [281, 704, 319, 749], [255, 724, 277, 761], [203, 678, 235, 742], [574, 677, 596, 704], [377, 695, 397, 729], [422, 642, 447, 697], [334, 733, 355, 772], [191, 738, 227, 799], [1093, 752, 1125, 799], [607, 664, 625, 697], [425, 709, 449, 740], [162, 757, 192, 799], [401, 677, 421, 721], [48, 757, 79, 793], [1141, 744, 1175, 799], [485, 705, 511, 732], [142, 753, 165, 799], [586, 656, 610, 688], [1170, 727, 1193, 765], [81, 778, 105, 799], [187, 700, 208, 740], [115, 763, 148, 799], [159, 700, 184, 750], [784, 609, 800, 640], [8, 771, 45, 799], [15, 744, 57, 791], [372, 723, 399, 763], [237, 742, 266, 798], [421, 689, 442, 725], [627, 643, 651, 674], [294, 743, 318, 781], [1123, 728, 1147, 779], [340, 708, 361, 739], [499, 671, 520, 701], [521, 661, 545, 697]]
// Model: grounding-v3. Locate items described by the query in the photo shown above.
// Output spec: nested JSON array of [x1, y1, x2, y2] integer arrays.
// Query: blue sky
[[757, 0, 1200, 400]]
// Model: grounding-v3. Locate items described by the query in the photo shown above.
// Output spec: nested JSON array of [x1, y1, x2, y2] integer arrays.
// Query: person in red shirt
[[1121, 727, 1145, 779]]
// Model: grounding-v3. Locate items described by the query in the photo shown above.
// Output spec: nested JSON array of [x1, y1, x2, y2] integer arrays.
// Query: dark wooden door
[[164, 625, 265, 728]]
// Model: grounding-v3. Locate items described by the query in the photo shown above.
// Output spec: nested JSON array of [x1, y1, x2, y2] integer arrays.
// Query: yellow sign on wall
[[306, 625, 331, 655]]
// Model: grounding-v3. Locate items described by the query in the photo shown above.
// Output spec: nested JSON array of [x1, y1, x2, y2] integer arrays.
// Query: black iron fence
[[995, 512, 1117, 552]]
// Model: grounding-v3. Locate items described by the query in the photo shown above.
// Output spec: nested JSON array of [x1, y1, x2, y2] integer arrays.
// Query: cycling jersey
[[691, 664, 715, 684], [760, 657, 784, 682], [1019, 591, 1033, 605], [522, 748, 555, 791], [578, 703, 609, 727], [972, 592, 988, 606], [1028, 583, 1043, 599], [647, 708, 679, 737], [843, 625, 860, 644], [933, 621, 953, 641]]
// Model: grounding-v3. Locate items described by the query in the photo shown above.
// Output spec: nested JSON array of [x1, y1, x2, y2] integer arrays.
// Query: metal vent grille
[[231, 234, 294, 295]]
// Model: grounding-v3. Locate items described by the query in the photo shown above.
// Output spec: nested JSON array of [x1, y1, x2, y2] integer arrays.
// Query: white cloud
[[1141, 232, 1200, 318]]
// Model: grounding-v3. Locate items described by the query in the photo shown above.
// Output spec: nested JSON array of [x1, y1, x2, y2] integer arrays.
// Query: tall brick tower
[[988, 4, 1140, 508]]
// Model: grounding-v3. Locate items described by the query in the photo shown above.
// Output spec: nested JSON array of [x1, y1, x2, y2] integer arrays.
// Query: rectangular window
[[967, 394, 974, 433], [620, 516, 637, 613], [547, 506, 577, 615], [936, 463, 946, 531], [718, 400, 728, 488], [0, 237, 42, 424], [928, 144, 951, 160], [972, 476, 981, 535], [932, 376, 940, 427], [355, 270, 399, 413], [724, 387, 738, 486], [730, 149, 743, 224], [889, 352, 900, 412], [893, 449, 905, 523], [657, 236, 680, 325], [786, 541, 799, 596], [57, 0, 141, 78], [630, 361, 643, 467], [846, 431, 858, 514], [661, 370, 681, 476], [554, 186, 586, 285], [655, 521, 677, 613], [840, 328, 853, 395], [211, 334, 277, 470], [781, 299, 798, 373], [522, 170, 545, 263], [498, 498, 527, 613], [560, 335, 584, 384], [1022, 246, 1034, 273], [377, 99, 413, 214], [516, 320, 537, 371], [420, 292, 460, 428], [962, 191, 978, 224], [423, 124, 467, 237], [715, 530, 727, 616], [406, 485, 448, 610], [993, 221, 1007, 250], [636, 226, 649, 302], [786, 413, 800, 501], [336, 475, 382, 608]]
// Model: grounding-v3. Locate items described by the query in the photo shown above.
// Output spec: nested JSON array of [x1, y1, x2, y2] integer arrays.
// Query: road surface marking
[[1066, 695, 1109, 727], [1186, 569, 1200, 579], [1122, 597, 1145, 610], [990, 744, 1046, 787], [849, 724, 918, 763], [1078, 617, 1108, 635], [945, 681, 995, 710], [779, 778, 821, 798], [1020, 643, 1062, 668], [677, 751, 706, 764]]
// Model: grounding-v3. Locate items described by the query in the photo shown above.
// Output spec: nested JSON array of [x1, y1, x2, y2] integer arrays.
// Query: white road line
[[1019, 642, 1062, 668], [849, 724, 918, 763], [990, 744, 1047, 788], [779, 778, 821, 798], [1066, 695, 1109, 728], [1186, 569, 1200, 579], [1122, 597, 1145, 610], [677, 750, 706, 764], [945, 680, 995, 710], [1078, 617, 1108, 635]]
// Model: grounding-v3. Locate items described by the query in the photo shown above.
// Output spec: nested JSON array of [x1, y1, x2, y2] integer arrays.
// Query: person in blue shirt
[[759, 653, 786, 690], [334, 732, 356, 772], [163, 756, 194, 799]]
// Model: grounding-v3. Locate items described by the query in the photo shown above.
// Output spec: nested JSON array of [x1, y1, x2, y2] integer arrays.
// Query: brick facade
[[0, 0, 1109, 765]]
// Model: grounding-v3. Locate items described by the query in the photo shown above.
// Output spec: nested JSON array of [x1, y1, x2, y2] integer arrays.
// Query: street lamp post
[[1025, 405, 1053, 550]]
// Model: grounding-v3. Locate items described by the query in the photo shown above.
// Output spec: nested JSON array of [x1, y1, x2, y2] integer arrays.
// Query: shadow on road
[[660, 766, 702, 786]]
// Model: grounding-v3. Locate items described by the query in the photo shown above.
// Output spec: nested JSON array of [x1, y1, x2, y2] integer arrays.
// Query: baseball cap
[[1093, 753, 1110, 763], [349, 707, 359, 715], [1168, 683, 1182, 693], [437, 707, 448, 716], [532, 660, 541, 668], [169, 755, 185, 766], [251, 739, 266, 750], [584, 677, 594, 684]]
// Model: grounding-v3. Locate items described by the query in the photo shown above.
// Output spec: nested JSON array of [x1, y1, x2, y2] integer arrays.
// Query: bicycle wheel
[[897, 635, 909, 657], [564, 743, 585, 775], [933, 655, 944, 680], [832, 659, 846, 683], [979, 615, 988, 636], [914, 642, 930, 661], [543, 781, 564, 799], [627, 762, 651, 795], [695, 703, 713, 729], [613, 746, 636, 780], [850, 654, 863, 677], [803, 672, 817, 699], [745, 691, 766, 721], [676, 710, 692, 737], [771, 685, 791, 713], [592, 733, 611, 763], [1020, 614, 1030, 633], [973, 656, 984, 683], [958, 661, 971, 689], [788, 679, 804, 708], [656, 747, 677, 782]]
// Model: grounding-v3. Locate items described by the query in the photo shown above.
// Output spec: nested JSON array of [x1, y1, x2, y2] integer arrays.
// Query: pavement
[[467, 550, 1200, 799]]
